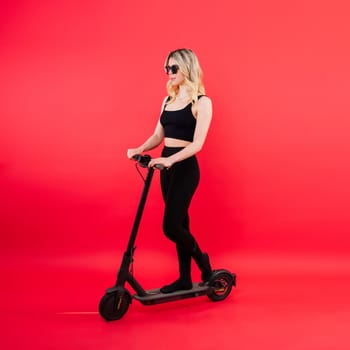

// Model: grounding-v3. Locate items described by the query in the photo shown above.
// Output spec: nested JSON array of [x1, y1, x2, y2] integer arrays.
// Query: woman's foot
[[191, 244, 213, 283], [200, 253, 213, 282], [160, 279, 193, 294]]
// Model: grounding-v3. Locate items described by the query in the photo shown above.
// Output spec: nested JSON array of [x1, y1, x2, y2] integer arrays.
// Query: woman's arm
[[148, 96, 213, 167]]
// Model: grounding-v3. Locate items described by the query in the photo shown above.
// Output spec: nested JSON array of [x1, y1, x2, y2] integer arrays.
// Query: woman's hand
[[148, 157, 173, 169], [127, 148, 142, 159]]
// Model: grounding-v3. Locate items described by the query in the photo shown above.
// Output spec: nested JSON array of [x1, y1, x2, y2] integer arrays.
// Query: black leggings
[[160, 147, 200, 254]]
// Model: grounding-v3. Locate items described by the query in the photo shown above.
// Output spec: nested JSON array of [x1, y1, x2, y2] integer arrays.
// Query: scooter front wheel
[[99, 288, 131, 321], [207, 270, 235, 302]]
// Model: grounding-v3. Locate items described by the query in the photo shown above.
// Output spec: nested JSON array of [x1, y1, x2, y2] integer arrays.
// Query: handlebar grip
[[154, 164, 165, 171]]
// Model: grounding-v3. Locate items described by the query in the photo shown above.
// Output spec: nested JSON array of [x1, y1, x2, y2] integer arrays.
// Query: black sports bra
[[160, 95, 204, 142]]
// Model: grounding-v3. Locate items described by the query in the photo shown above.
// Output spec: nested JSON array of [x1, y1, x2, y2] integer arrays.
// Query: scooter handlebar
[[132, 154, 150, 167], [132, 154, 165, 170]]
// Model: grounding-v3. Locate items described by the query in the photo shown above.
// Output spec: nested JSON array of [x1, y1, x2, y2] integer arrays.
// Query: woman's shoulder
[[161, 95, 171, 105], [198, 94, 211, 100], [160, 96, 170, 113], [197, 95, 212, 105]]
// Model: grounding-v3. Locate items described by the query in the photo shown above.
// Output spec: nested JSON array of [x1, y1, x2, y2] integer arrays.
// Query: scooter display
[[99, 155, 236, 321]]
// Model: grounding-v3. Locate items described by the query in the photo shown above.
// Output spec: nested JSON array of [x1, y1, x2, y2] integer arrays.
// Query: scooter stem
[[126, 166, 155, 255]]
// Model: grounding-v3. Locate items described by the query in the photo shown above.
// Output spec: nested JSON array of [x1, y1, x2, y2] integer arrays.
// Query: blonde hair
[[165, 48, 206, 105]]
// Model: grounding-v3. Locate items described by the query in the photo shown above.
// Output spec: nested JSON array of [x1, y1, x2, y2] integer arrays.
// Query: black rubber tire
[[99, 289, 131, 321], [207, 272, 234, 302]]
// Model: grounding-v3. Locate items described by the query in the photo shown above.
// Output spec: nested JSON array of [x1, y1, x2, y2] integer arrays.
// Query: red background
[[1, 1, 350, 349], [0, 0, 350, 251], [1, 0, 349, 255]]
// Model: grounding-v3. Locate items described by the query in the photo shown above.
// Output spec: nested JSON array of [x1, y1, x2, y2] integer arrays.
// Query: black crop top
[[160, 95, 204, 142]]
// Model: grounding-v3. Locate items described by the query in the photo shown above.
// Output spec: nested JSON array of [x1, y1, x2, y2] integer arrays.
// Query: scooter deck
[[134, 282, 210, 305]]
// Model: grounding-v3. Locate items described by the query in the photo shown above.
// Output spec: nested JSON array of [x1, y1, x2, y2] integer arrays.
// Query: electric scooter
[[99, 155, 236, 321]]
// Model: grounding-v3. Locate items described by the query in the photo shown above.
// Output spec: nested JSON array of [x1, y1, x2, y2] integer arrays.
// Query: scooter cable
[[135, 163, 146, 183]]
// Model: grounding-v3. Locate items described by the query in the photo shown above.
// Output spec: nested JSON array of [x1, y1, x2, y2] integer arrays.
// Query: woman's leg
[[160, 151, 212, 292], [160, 154, 199, 254]]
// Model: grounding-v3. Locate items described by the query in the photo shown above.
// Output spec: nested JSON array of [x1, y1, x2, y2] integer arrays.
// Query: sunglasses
[[165, 64, 180, 75]]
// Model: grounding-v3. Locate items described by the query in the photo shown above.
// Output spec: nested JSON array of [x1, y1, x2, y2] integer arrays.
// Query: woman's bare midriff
[[164, 137, 191, 147]]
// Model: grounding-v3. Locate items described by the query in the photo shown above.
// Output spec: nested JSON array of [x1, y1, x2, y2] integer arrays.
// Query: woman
[[127, 48, 213, 293]]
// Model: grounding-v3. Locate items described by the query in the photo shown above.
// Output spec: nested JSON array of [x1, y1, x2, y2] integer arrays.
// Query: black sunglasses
[[165, 64, 180, 75]]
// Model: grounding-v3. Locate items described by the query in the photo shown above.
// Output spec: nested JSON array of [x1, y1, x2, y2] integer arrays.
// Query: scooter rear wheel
[[99, 288, 131, 321], [207, 271, 234, 302]]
